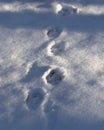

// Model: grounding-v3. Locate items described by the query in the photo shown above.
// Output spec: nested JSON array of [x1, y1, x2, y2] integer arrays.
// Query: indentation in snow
[[55, 3, 80, 16], [26, 88, 45, 111], [50, 41, 66, 56], [46, 27, 62, 39], [43, 67, 65, 85]]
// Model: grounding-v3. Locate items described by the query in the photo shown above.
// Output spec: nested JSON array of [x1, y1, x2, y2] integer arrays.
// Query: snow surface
[[0, 0, 104, 130]]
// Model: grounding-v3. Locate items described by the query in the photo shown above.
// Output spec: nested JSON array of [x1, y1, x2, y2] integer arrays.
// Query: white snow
[[0, 0, 104, 130]]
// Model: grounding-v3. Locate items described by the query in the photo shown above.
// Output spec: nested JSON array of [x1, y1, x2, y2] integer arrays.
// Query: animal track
[[48, 41, 65, 55], [43, 68, 65, 85], [26, 88, 45, 111], [46, 27, 62, 39], [56, 3, 80, 16]]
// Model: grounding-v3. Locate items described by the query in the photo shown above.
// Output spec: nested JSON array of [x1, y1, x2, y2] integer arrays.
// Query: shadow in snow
[[0, 0, 44, 3], [58, 0, 104, 5], [20, 62, 49, 83], [0, 11, 104, 32], [0, 0, 104, 5]]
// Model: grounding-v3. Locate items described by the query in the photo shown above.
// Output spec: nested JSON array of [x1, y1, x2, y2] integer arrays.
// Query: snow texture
[[0, 0, 104, 130]]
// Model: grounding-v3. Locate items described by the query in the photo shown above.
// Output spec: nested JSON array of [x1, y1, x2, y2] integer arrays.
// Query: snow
[[0, 0, 104, 130]]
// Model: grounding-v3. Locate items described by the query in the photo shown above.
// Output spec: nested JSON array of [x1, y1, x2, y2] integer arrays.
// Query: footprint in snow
[[46, 27, 62, 39], [47, 40, 66, 56], [26, 88, 45, 111], [56, 3, 80, 16], [43, 68, 65, 85]]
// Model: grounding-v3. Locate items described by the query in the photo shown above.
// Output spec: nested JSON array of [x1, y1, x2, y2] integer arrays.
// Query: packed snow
[[0, 0, 104, 130]]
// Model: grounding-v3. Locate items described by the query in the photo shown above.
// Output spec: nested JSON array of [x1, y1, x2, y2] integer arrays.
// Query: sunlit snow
[[0, 0, 104, 130]]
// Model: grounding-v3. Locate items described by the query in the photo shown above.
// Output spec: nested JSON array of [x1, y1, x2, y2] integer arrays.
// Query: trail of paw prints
[[40, 3, 71, 115]]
